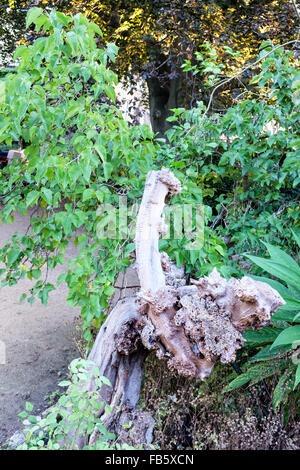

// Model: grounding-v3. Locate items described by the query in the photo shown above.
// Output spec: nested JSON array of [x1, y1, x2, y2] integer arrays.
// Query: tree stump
[[75, 168, 285, 449]]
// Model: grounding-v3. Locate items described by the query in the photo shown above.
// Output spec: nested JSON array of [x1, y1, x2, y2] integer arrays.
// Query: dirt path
[[0, 210, 81, 445]]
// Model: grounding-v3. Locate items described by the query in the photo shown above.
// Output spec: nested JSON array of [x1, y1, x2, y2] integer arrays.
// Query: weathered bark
[[135, 168, 215, 378], [135, 168, 285, 379], [88, 296, 144, 412], [73, 167, 284, 449], [80, 296, 154, 449]]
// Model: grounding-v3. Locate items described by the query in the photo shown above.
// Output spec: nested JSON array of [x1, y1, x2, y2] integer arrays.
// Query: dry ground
[[0, 210, 81, 445]]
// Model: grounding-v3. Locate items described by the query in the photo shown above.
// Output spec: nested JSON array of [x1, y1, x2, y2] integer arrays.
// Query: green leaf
[[104, 285, 114, 297], [31, 269, 41, 280], [78, 399, 86, 410], [38, 283, 56, 306], [57, 273, 67, 286], [26, 190, 40, 207], [26, 7, 43, 29], [273, 366, 295, 408], [66, 105, 82, 119], [103, 162, 113, 181], [246, 254, 300, 290], [292, 229, 300, 250], [248, 344, 290, 363], [25, 402, 34, 412], [56, 11, 72, 27], [273, 309, 300, 323], [223, 373, 250, 392], [13, 45, 30, 61], [28, 415, 37, 425], [294, 364, 300, 390], [263, 242, 300, 279], [19, 293, 27, 303], [106, 43, 118, 62], [227, 360, 289, 393], [215, 244, 225, 256], [58, 380, 71, 387], [293, 311, 300, 322], [100, 376, 112, 387], [7, 249, 21, 265], [82, 188, 94, 202], [270, 325, 300, 349], [124, 243, 135, 257], [243, 327, 283, 346], [88, 22, 103, 37], [82, 163, 91, 183], [104, 84, 116, 102], [41, 188, 53, 205]]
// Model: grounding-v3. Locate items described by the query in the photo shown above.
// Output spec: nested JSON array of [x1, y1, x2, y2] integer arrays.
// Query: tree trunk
[[147, 74, 183, 139]]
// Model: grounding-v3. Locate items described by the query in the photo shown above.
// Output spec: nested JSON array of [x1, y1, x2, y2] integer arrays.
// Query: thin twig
[[291, 0, 300, 21], [204, 39, 299, 119]]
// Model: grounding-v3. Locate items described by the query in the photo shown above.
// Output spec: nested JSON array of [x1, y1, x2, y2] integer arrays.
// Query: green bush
[[17, 358, 135, 450], [223, 231, 300, 410], [0, 9, 157, 341], [0, 8, 227, 341], [157, 41, 300, 273]]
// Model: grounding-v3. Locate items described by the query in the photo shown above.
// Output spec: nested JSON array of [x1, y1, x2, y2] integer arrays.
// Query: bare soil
[[0, 210, 81, 445]]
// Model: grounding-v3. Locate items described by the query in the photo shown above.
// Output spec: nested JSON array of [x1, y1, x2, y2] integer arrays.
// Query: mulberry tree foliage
[[0, 9, 158, 341], [1, 1, 298, 105]]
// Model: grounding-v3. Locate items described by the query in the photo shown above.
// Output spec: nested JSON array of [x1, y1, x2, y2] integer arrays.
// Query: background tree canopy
[[1, 0, 299, 133]]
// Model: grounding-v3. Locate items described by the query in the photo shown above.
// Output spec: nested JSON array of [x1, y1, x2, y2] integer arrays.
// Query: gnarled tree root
[[135, 168, 285, 380], [76, 168, 284, 449]]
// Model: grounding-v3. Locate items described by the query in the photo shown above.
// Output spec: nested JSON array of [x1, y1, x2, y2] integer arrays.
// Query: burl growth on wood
[[82, 168, 285, 448]]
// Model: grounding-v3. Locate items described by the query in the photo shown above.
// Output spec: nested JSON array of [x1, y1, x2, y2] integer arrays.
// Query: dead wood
[[74, 167, 284, 449]]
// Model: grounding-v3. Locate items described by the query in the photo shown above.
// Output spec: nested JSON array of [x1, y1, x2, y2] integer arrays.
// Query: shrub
[[157, 41, 300, 273], [17, 358, 134, 450], [223, 231, 300, 412], [0, 8, 227, 342]]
